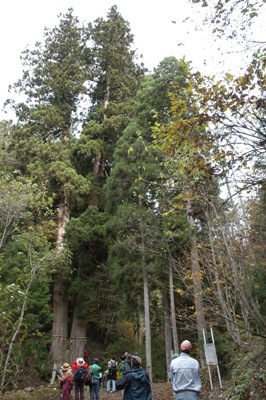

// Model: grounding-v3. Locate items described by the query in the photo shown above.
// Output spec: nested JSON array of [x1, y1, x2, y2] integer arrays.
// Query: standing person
[[58, 363, 74, 400], [84, 349, 89, 363], [116, 355, 152, 400], [90, 357, 102, 400], [169, 340, 202, 400], [123, 353, 132, 374], [117, 355, 127, 380], [107, 356, 117, 393], [71, 357, 89, 400]]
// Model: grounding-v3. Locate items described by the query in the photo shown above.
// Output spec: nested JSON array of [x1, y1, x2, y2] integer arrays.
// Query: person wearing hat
[[116, 355, 152, 400], [58, 363, 74, 400], [169, 340, 201, 400], [71, 357, 89, 400]]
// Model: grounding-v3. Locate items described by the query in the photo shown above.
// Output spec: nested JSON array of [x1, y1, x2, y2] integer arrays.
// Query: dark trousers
[[74, 381, 85, 400]]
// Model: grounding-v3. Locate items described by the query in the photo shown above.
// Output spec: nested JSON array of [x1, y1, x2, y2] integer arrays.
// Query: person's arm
[[168, 364, 173, 382], [115, 376, 127, 391], [59, 370, 72, 382], [145, 371, 151, 383]]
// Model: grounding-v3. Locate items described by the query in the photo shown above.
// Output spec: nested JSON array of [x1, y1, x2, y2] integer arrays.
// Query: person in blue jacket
[[115, 355, 152, 400]]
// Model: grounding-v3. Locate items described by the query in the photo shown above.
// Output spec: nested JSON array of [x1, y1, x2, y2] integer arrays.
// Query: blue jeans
[[90, 378, 100, 400], [174, 391, 199, 400], [107, 379, 116, 392]]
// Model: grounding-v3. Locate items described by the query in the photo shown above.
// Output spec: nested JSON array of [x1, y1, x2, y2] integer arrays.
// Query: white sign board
[[204, 343, 218, 366]]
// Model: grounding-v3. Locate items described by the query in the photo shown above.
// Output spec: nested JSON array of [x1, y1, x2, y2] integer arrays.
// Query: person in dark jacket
[[116, 355, 152, 400]]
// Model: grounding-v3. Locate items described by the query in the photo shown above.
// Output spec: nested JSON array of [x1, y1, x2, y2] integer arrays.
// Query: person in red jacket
[[71, 357, 89, 400]]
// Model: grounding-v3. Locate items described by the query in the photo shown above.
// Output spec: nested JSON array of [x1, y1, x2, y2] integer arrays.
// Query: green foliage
[[83, 5, 145, 166], [222, 338, 266, 399], [151, 335, 168, 382]]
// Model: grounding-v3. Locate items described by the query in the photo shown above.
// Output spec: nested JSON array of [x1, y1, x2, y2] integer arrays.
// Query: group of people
[[58, 339, 202, 400], [58, 356, 101, 400]]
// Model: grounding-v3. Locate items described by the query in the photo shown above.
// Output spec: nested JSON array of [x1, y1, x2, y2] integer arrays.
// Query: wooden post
[[50, 363, 58, 385]]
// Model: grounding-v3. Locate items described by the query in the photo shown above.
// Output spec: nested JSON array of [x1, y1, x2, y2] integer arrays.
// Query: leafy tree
[[5, 9, 92, 366], [0, 172, 54, 392], [190, 0, 265, 43]]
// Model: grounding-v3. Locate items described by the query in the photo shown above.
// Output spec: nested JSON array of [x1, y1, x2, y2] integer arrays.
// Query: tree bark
[[50, 200, 69, 366], [206, 216, 242, 344], [169, 257, 179, 354], [69, 307, 87, 362], [163, 290, 172, 377], [186, 202, 206, 366], [143, 267, 152, 382], [135, 309, 145, 345]]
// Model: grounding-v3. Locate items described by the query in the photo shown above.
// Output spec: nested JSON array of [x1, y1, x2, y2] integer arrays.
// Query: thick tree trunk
[[50, 280, 69, 366], [50, 201, 69, 366], [69, 307, 87, 362]]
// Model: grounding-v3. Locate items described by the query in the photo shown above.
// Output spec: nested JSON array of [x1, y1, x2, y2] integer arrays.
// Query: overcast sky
[[0, 0, 265, 120]]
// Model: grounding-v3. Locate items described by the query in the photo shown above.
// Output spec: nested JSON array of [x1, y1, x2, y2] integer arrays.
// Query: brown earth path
[[98, 382, 174, 400]]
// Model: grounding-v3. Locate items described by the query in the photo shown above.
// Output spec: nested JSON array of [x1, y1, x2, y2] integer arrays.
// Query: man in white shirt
[[169, 340, 201, 400]]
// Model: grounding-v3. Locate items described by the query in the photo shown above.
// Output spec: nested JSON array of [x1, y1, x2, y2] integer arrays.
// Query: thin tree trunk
[[138, 173, 152, 381], [163, 290, 172, 377], [143, 267, 152, 382], [206, 216, 242, 344], [135, 309, 145, 345], [169, 257, 179, 354], [186, 202, 206, 367], [210, 200, 266, 331]]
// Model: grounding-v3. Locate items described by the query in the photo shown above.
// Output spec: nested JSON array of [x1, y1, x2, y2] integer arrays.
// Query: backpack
[[84, 368, 93, 386], [74, 366, 86, 382], [109, 361, 117, 375], [118, 361, 125, 373]]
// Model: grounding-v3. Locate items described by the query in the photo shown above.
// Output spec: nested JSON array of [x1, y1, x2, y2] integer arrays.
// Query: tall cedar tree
[[6, 9, 91, 366], [65, 6, 146, 358], [82, 5, 145, 178]]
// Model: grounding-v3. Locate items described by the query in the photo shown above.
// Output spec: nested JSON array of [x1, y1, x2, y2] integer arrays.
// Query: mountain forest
[[0, 1, 265, 399]]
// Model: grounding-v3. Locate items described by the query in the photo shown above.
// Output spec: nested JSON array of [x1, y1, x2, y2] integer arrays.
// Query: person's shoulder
[[191, 356, 200, 365]]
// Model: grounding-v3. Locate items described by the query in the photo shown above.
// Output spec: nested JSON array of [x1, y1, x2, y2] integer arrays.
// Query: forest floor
[[0, 382, 223, 400]]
